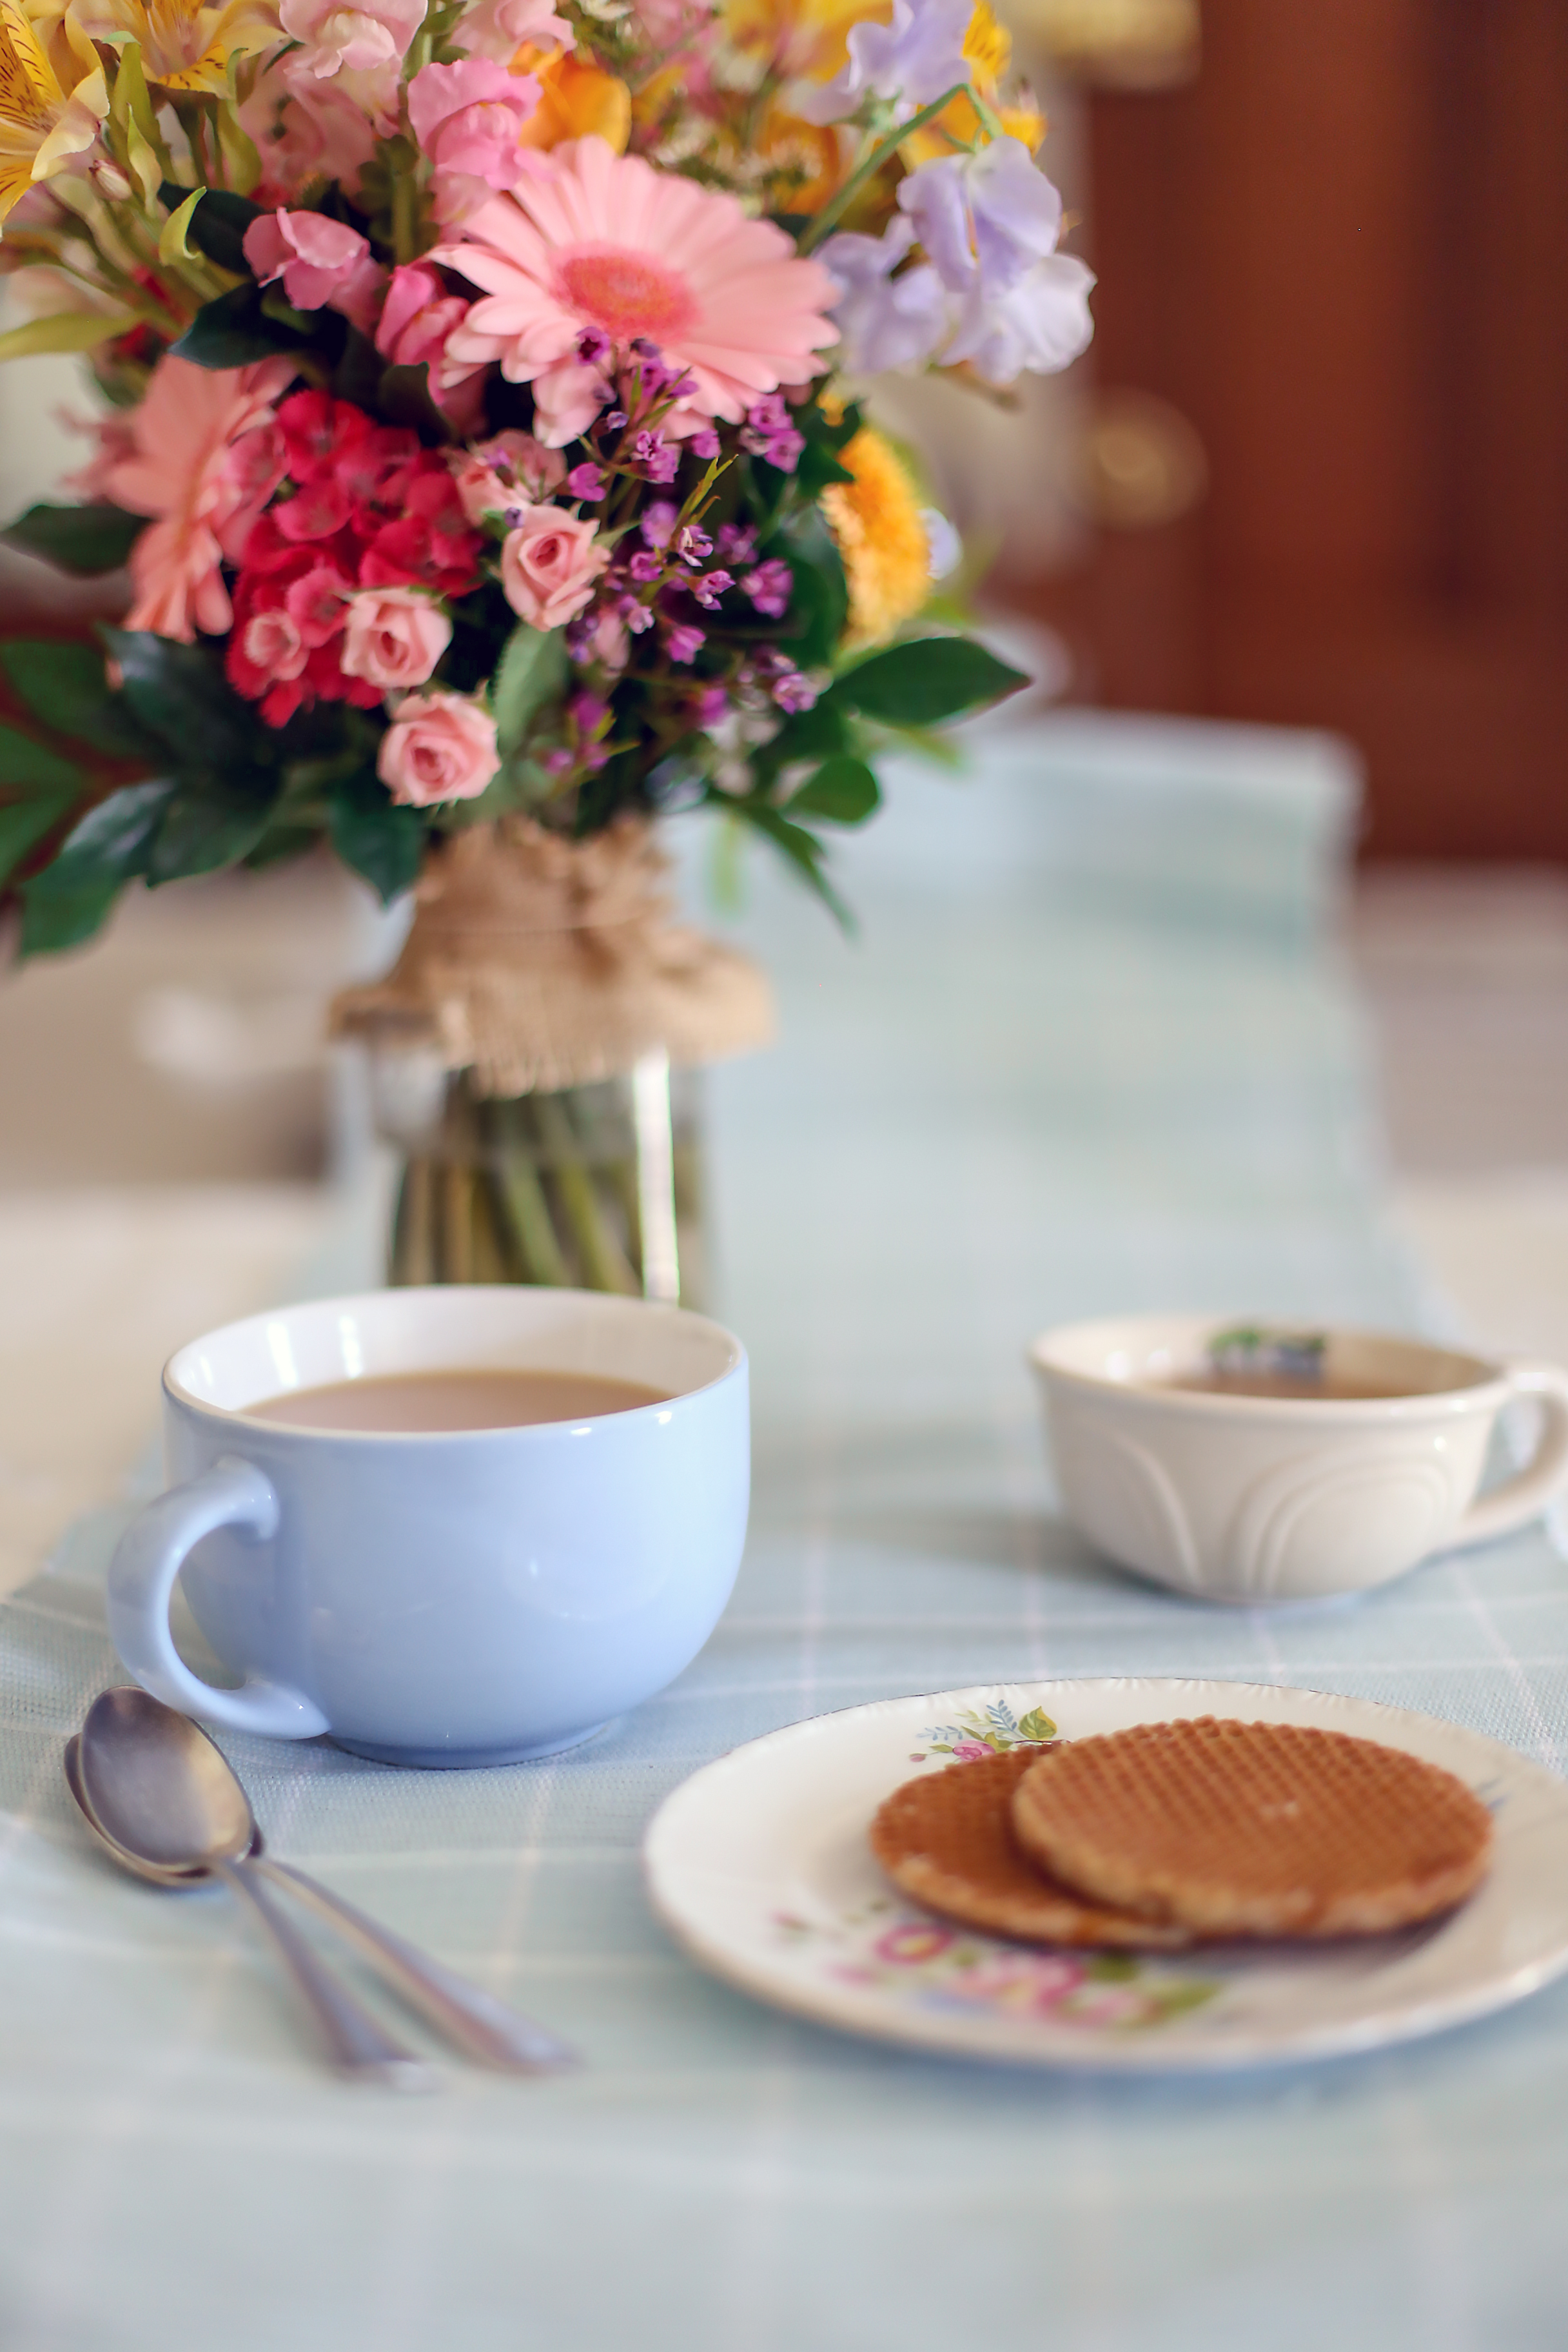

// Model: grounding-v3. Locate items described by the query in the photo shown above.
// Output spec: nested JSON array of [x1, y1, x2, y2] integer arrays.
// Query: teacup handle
[[106, 1458, 329, 1739], [1455, 1362, 1568, 1549]]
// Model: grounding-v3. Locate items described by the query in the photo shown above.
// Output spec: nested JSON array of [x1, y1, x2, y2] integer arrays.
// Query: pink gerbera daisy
[[432, 135, 838, 446]]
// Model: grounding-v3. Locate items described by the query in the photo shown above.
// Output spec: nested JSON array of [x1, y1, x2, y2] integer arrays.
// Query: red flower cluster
[[226, 391, 483, 725]]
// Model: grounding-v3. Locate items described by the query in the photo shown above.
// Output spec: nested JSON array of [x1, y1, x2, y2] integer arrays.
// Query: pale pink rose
[[375, 264, 489, 429], [450, 428, 565, 522], [500, 504, 607, 629], [239, 58, 385, 200], [378, 692, 500, 805], [451, 0, 570, 62], [106, 355, 295, 641], [408, 58, 540, 224], [242, 607, 309, 682], [341, 587, 453, 688], [244, 209, 386, 332], [280, 0, 425, 77]]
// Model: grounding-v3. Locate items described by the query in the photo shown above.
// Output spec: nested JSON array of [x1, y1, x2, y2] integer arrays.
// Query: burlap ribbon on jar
[[329, 814, 774, 1098]]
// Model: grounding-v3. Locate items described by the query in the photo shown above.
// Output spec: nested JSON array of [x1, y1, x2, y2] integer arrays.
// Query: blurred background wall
[[1006, 0, 1568, 859]]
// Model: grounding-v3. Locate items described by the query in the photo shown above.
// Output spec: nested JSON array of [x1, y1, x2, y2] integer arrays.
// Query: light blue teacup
[[106, 1287, 750, 1767]]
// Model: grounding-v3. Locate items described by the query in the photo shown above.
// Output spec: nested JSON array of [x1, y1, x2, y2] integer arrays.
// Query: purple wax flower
[[740, 393, 803, 471], [564, 611, 598, 660], [771, 665, 818, 712], [603, 408, 629, 431], [627, 549, 664, 584], [617, 596, 656, 634], [691, 568, 733, 610], [676, 525, 713, 565], [688, 428, 721, 461], [569, 690, 609, 734], [665, 622, 705, 664], [566, 462, 607, 500], [632, 431, 680, 484], [540, 746, 576, 776], [742, 558, 792, 618], [640, 500, 679, 549], [577, 327, 612, 366], [692, 684, 729, 729], [716, 522, 758, 564]]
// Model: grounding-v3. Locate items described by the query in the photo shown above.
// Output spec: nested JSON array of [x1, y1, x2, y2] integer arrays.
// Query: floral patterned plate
[[643, 1678, 1568, 2070]]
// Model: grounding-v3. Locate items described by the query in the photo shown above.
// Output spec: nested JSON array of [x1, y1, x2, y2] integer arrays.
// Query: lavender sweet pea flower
[[802, 0, 971, 122], [943, 251, 1096, 382], [819, 219, 952, 375], [897, 139, 1066, 295]]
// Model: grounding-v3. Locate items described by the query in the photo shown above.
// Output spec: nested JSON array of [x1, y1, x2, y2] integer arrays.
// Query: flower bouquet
[[0, 0, 1093, 1298]]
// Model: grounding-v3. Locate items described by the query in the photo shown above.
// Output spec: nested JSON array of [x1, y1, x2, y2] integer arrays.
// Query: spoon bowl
[[80, 1687, 253, 1873]]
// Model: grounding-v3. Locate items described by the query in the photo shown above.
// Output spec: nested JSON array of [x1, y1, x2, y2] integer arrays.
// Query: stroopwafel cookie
[[1010, 1716, 1494, 1938], [870, 1747, 1195, 1949]]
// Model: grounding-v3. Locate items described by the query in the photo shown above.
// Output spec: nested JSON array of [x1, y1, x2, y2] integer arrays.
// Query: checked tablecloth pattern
[[3, 714, 1567, 2352]]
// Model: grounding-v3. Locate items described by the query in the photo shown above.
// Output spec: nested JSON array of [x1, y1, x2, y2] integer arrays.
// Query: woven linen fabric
[[4, 714, 1567, 2352]]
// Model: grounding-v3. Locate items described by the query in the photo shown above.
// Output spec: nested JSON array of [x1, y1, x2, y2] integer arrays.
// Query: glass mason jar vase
[[369, 1045, 709, 1310]]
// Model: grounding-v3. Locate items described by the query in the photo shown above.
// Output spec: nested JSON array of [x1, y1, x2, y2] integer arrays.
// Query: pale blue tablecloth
[[5, 712, 1567, 2352]]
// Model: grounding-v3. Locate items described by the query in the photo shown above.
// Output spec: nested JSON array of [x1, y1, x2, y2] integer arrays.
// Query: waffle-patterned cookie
[[870, 1748, 1195, 1948], [1011, 1716, 1494, 1938]]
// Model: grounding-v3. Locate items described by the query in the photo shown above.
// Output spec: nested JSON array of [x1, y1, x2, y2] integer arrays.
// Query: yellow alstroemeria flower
[[67, 0, 280, 95], [725, 0, 880, 85], [0, 0, 106, 226], [515, 50, 631, 152], [901, 1, 1044, 165]]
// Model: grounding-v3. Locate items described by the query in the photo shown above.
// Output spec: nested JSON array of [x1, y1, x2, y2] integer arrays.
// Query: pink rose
[[377, 691, 500, 805], [500, 504, 607, 629], [342, 587, 453, 689], [279, 0, 425, 76], [373, 262, 485, 427], [450, 428, 565, 522], [407, 58, 540, 223], [244, 209, 386, 331], [242, 606, 309, 683], [451, 0, 571, 62]]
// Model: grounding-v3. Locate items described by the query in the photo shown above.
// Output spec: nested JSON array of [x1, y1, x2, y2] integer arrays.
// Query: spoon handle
[[256, 1857, 577, 2073], [215, 1859, 435, 2090]]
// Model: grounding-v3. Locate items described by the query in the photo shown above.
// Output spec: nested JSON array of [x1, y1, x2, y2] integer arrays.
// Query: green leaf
[[158, 181, 262, 275], [1015, 1707, 1058, 1744], [787, 753, 879, 827], [491, 623, 567, 757], [157, 185, 205, 266], [101, 629, 260, 770], [332, 324, 383, 411], [726, 796, 853, 931], [758, 693, 852, 772], [773, 507, 848, 670], [1, 503, 146, 577], [147, 788, 272, 883], [170, 281, 306, 368], [0, 639, 159, 759], [0, 796, 71, 888], [17, 778, 173, 955], [0, 309, 136, 363], [328, 772, 426, 905], [377, 360, 455, 444], [0, 723, 81, 798], [836, 637, 1029, 726]]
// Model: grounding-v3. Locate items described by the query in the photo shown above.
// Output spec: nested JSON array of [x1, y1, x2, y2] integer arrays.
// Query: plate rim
[[643, 1676, 1568, 2073]]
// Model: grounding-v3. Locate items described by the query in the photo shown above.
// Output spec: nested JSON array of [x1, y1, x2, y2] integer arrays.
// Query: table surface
[[4, 719, 1567, 2352]]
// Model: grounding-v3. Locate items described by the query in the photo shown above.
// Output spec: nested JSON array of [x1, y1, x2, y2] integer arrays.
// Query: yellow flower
[[516, 52, 631, 152], [901, 1, 1044, 164], [758, 103, 841, 212], [821, 424, 930, 647], [66, 0, 280, 95], [725, 0, 881, 84], [0, 0, 106, 226]]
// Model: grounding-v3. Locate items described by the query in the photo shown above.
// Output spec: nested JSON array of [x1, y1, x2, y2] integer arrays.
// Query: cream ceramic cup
[[1028, 1315, 1568, 1604]]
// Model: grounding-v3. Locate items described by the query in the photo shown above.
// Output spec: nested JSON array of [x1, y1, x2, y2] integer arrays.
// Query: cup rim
[[164, 1284, 747, 1443], [1026, 1312, 1509, 1419]]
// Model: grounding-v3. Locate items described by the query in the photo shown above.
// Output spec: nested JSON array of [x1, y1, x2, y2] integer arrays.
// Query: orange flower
[[515, 52, 631, 152]]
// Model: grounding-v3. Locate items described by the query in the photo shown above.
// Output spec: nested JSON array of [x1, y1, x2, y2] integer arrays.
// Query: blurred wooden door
[[1028, 0, 1568, 858]]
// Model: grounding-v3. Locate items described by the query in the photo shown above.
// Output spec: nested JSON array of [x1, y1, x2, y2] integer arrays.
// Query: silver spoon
[[74, 1690, 574, 2074], [72, 1703, 429, 2087]]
